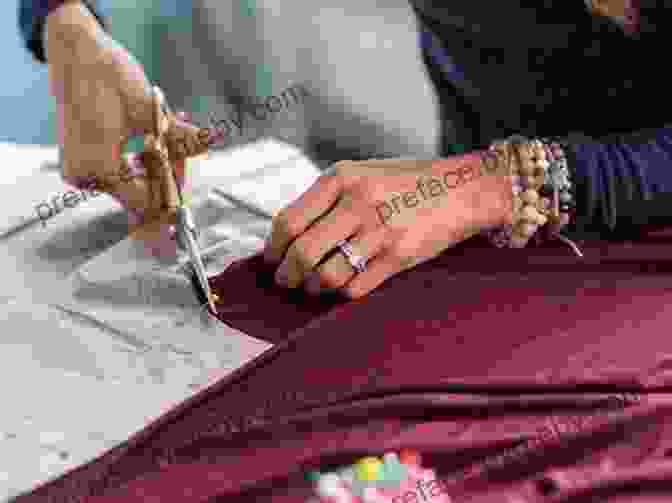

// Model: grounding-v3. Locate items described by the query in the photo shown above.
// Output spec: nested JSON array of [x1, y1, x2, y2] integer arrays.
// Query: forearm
[[19, 0, 106, 63], [563, 125, 672, 236]]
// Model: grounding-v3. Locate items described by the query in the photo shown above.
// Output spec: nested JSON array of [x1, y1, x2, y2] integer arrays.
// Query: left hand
[[263, 153, 513, 299]]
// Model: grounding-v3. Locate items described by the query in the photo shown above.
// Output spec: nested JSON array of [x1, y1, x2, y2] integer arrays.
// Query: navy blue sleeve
[[566, 126, 672, 236], [18, 0, 106, 63]]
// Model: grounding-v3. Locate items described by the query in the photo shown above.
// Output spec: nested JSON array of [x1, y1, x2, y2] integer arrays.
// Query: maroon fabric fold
[[13, 231, 672, 503], [208, 230, 672, 345]]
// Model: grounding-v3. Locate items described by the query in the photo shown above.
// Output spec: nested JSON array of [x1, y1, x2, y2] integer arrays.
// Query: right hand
[[44, 1, 203, 220]]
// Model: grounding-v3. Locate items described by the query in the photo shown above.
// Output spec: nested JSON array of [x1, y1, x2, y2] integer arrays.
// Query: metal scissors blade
[[176, 206, 218, 314], [152, 86, 219, 314]]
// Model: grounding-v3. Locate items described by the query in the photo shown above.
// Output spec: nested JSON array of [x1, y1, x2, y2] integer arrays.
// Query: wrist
[[474, 149, 514, 228], [430, 151, 513, 229], [480, 137, 583, 256], [484, 162, 514, 228], [45, 1, 103, 63]]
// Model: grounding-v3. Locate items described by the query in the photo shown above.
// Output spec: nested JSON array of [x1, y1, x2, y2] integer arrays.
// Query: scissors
[[151, 85, 219, 315]]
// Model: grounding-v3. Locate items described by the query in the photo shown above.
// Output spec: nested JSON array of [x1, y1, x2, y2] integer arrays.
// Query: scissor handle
[[149, 86, 182, 210], [150, 87, 218, 312]]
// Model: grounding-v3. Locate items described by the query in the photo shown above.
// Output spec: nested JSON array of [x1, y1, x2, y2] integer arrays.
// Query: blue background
[[0, 1, 187, 145]]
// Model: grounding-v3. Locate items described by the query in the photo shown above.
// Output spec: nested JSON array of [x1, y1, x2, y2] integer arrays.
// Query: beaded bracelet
[[482, 136, 583, 257], [538, 137, 575, 231]]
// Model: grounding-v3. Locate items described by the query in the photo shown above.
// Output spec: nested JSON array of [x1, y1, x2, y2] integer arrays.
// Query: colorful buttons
[[355, 456, 384, 481], [381, 452, 407, 485], [304, 470, 321, 482], [316, 473, 342, 497], [362, 486, 387, 503], [348, 477, 368, 499], [305, 449, 426, 503], [315, 472, 355, 503], [338, 466, 356, 486], [399, 448, 422, 467]]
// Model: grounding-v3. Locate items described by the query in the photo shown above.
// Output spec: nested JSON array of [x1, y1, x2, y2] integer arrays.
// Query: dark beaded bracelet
[[537, 137, 583, 256]]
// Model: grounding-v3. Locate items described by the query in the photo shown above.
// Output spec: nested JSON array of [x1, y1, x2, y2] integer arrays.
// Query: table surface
[[0, 138, 320, 500]]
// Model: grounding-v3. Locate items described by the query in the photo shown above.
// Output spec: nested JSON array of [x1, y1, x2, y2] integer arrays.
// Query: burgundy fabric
[[13, 231, 672, 503], [208, 229, 672, 345]]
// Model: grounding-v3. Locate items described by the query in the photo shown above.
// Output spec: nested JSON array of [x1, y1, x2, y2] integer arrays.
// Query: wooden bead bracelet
[[482, 136, 583, 257]]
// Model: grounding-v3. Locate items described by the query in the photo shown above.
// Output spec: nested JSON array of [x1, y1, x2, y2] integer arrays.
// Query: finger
[[304, 224, 389, 295], [274, 203, 362, 288], [128, 209, 177, 242], [142, 137, 165, 218], [125, 163, 178, 242], [339, 244, 408, 300], [109, 40, 156, 134], [264, 174, 344, 264], [150, 135, 180, 212], [60, 88, 126, 183], [151, 96, 181, 212], [330, 158, 434, 176], [168, 126, 188, 160], [115, 133, 127, 161], [158, 153, 180, 211], [165, 119, 210, 161]]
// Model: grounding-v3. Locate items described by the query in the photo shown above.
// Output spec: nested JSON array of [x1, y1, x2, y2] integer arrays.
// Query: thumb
[[106, 41, 156, 135], [123, 78, 156, 136]]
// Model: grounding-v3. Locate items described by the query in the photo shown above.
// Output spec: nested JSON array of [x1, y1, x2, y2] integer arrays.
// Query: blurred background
[[1, 0, 188, 145]]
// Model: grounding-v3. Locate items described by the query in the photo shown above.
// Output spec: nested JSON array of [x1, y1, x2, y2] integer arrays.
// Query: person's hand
[[263, 154, 513, 299], [44, 1, 201, 223]]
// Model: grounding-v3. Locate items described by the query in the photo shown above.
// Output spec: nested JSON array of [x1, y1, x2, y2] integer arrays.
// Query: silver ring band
[[335, 239, 368, 273]]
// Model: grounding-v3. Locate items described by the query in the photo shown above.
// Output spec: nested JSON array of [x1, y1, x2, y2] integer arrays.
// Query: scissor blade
[[186, 262, 208, 307], [185, 230, 218, 313], [176, 209, 217, 314]]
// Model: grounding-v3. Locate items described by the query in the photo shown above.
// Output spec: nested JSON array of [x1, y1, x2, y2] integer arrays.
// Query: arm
[[18, 0, 106, 63], [20, 0, 170, 220], [563, 125, 672, 237]]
